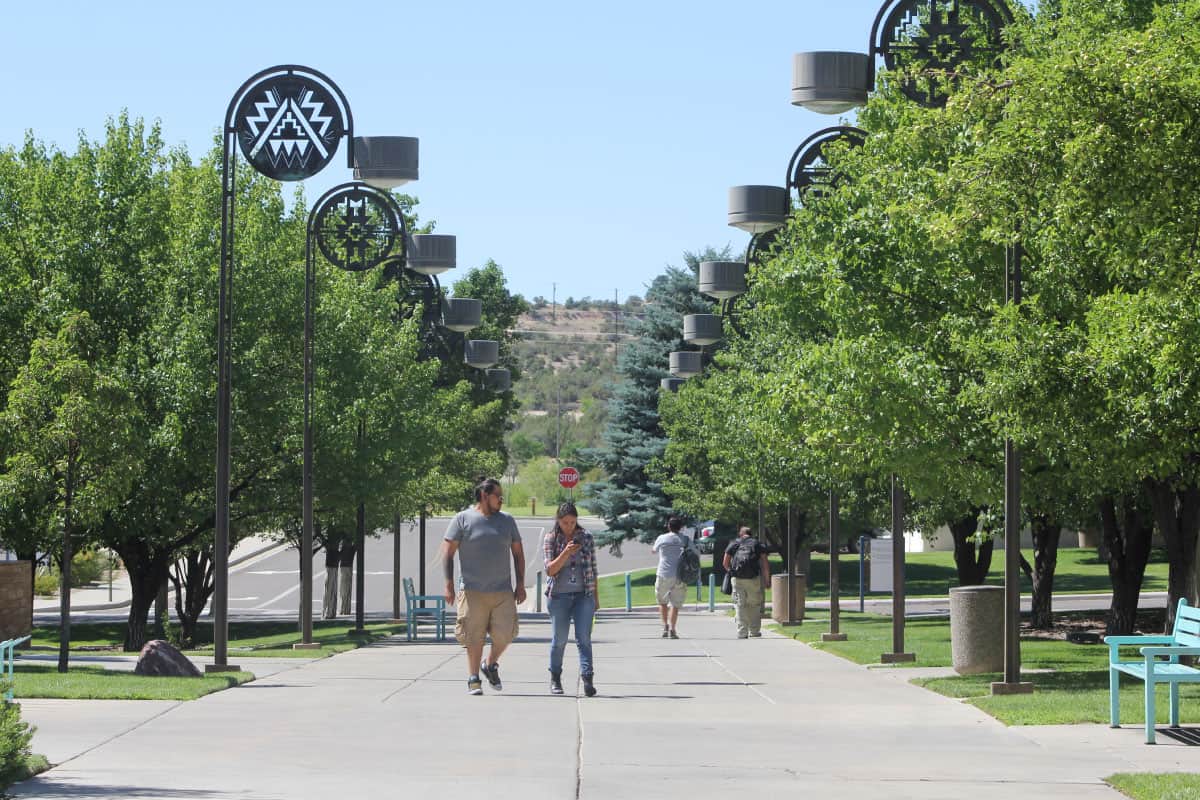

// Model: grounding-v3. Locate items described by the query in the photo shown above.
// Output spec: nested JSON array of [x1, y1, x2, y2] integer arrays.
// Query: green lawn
[[597, 547, 1170, 609], [29, 619, 405, 659], [772, 610, 1200, 727], [9, 663, 252, 700], [182, 620, 405, 658], [1106, 772, 1200, 800], [13, 620, 407, 700]]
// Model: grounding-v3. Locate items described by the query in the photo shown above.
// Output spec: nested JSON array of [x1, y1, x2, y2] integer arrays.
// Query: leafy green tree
[[941, 0, 1200, 629], [711, 0, 1200, 634], [1, 313, 140, 668]]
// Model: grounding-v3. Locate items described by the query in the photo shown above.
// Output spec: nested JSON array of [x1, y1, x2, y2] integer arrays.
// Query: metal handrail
[[2, 635, 31, 701]]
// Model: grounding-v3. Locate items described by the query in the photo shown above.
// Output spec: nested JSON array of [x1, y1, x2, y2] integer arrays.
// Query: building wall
[[905, 526, 1093, 553], [0, 561, 33, 640]]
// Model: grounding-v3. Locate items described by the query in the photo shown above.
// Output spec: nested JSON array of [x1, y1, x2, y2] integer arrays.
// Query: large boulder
[[134, 639, 201, 677]]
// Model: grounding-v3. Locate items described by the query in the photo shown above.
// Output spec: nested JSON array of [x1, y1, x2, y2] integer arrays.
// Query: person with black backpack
[[652, 516, 696, 639], [722, 526, 770, 638]]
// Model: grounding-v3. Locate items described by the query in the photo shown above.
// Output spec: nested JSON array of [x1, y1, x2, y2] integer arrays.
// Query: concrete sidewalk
[[13, 609, 1195, 799]]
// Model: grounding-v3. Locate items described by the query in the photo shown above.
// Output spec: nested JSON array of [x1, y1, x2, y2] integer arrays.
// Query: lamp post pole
[[882, 474, 915, 662], [823, 490, 847, 641], [993, 242, 1032, 694], [304, 178, 416, 641]]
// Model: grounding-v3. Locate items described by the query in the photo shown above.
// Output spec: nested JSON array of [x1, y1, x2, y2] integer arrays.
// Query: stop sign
[[558, 467, 580, 489]]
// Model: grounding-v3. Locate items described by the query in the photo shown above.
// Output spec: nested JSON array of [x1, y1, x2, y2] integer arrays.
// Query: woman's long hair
[[552, 501, 580, 537]]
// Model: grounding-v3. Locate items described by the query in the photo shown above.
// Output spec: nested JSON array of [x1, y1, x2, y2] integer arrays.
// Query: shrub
[[70, 549, 108, 586], [0, 692, 37, 788], [33, 572, 58, 597]]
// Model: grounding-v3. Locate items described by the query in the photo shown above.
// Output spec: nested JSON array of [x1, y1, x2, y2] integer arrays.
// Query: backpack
[[676, 539, 701, 584], [730, 537, 761, 579]]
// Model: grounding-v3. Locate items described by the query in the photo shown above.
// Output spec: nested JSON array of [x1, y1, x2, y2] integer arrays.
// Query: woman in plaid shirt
[[542, 501, 599, 696]]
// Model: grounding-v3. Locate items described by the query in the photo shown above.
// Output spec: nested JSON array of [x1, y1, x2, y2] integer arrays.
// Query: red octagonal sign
[[558, 467, 580, 489]]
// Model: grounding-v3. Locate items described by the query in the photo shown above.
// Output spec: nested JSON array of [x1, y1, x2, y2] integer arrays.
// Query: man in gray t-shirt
[[441, 478, 527, 696], [651, 516, 693, 639]]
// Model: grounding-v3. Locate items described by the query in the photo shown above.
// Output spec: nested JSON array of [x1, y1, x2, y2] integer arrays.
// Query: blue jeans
[[548, 592, 595, 676]]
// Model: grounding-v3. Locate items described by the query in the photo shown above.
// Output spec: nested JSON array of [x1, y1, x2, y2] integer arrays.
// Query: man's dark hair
[[473, 478, 502, 502], [667, 516, 683, 532], [738, 526, 752, 537]]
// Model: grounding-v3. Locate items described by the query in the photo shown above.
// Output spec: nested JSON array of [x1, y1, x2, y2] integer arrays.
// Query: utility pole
[[613, 288, 619, 361], [552, 282, 556, 323], [556, 383, 562, 461]]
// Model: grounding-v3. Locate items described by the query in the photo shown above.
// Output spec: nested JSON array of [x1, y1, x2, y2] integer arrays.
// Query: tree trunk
[[1029, 514, 1062, 630], [119, 540, 171, 651], [339, 541, 356, 616], [790, 508, 808, 578], [16, 546, 36, 633], [1100, 493, 1154, 636], [170, 549, 215, 648], [1143, 478, 1200, 631], [949, 511, 992, 586]]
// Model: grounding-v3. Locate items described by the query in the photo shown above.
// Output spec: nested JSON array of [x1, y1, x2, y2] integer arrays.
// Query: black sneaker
[[467, 676, 483, 695], [661, 627, 670, 638], [669, 629, 679, 639], [550, 673, 564, 695], [582, 674, 597, 697], [482, 661, 503, 691]]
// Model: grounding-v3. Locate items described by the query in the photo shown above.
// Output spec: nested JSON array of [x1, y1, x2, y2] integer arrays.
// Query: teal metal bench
[[1108, 598, 1200, 743], [2, 635, 31, 702], [403, 577, 447, 641]]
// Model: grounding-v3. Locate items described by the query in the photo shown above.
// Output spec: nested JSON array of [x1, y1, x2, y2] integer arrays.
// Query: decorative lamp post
[[698, 260, 748, 302], [464, 339, 500, 370], [793, 0, 1021, 686], [215, 65, 356, 671], [668, 351, 703, 379], [443, 298, 484, 332], [787, 127, 868, 198], [353, 136, 419, 187], [791, 52, 872, 113], [727, 185, 789, 233], [304, 180, 414, 645], [486, 368, 512, 393], [682, 314, 723, 346], [407, 234, 457, 275], [792, 0, 1015, 113]]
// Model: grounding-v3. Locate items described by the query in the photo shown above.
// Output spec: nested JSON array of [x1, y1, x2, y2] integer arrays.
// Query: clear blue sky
[[3, 1, 900, 302]]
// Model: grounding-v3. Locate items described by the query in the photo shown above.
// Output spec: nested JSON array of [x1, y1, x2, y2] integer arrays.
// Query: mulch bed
[[1022, 608, 1168, 641]]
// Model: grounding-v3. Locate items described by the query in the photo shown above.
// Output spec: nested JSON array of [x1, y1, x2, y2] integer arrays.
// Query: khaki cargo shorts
[[654, 576, 687, 608], [455, 589, 519, 649]]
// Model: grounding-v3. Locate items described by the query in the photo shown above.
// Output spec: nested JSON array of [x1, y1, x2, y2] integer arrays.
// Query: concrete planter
[[949, 585, 1004, 675], [770, 573, 806, 623]]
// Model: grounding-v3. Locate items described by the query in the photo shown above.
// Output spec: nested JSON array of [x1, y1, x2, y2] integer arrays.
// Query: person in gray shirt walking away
[[652, 516, 692, 639], [441, 478, 527, 695]]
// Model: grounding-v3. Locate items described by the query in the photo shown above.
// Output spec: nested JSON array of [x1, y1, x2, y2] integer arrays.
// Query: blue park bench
[[1108, 598, 1200, 743], [402, 577, 447, 642], [2, 634, 31, 702]]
